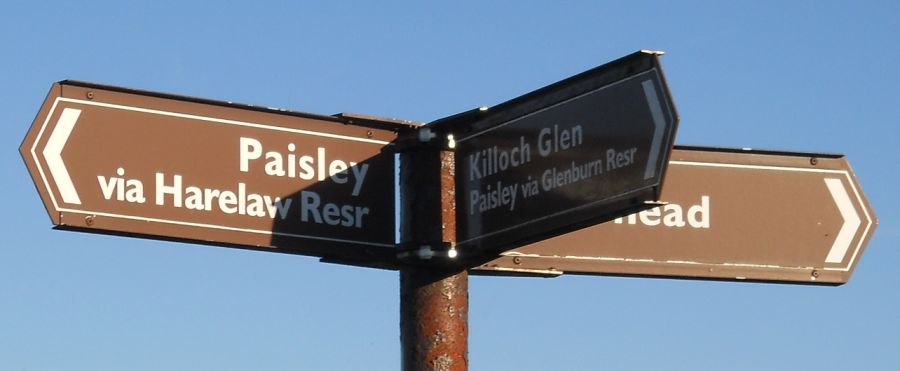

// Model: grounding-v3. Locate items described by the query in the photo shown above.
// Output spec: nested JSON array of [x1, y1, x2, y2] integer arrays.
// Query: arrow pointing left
[[42, 107, 82, 205], [20, 81, 406, 265]]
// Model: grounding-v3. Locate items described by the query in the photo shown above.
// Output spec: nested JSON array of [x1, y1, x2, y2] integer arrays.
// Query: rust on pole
[[400, 267, 468, 371], [399, 132, 468, 371]]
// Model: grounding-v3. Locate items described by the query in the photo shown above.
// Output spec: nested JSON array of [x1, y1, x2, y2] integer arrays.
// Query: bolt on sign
[[475, 146, 878, 285], [450, 51, 679, 255], [20, 81, 408, 264]]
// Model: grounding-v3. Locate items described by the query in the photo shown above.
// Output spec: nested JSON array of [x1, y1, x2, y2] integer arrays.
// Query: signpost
[[17, 51, 879, 371], [20, 81, 411, 265], [475, 146, 878, 285], [448, 51, 678, 256]]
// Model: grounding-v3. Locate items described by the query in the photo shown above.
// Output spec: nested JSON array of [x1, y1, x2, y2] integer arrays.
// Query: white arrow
[[641, 78, 666, 180], [824, 178, 861, 264], [42, 108, 82, 205]]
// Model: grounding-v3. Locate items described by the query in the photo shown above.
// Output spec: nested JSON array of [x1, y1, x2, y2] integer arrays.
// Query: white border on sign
[[31, 97, 395, 248], [501, 160, 875, 273]]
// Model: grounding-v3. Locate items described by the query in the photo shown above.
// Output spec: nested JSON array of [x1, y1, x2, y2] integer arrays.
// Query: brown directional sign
[[474, 146, 878, 285], [20, 81, 408, 264], [449, 51, 678, 255]]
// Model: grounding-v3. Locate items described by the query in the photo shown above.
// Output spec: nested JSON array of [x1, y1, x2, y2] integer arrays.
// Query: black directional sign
[[451, 51, 679, 255]]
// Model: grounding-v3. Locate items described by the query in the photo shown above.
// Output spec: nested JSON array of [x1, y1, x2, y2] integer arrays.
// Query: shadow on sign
[[269, 150, 398, 269]]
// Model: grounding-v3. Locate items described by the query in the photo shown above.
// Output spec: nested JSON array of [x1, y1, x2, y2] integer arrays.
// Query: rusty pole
[[399, 266, 468, 371], [399, 133, 468, 371]]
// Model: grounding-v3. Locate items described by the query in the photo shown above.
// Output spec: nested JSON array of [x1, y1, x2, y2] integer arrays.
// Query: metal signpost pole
[[400, 266, 468, 371], [399, 135, 468, 371]]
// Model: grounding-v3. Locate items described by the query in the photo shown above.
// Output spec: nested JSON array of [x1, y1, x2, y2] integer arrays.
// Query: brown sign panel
[[474, 146, 877, 285], [452, 51, 678, 255], [20, 81, 405, 264]]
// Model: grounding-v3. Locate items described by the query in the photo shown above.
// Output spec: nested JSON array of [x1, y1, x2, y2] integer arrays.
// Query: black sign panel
[[453, 51, 679, 254]]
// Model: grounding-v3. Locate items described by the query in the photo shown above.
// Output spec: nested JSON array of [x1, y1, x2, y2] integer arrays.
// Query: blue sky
[[2, 1, 898, 370]]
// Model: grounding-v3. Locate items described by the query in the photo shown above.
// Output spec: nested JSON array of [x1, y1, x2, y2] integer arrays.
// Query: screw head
[[513, 256, 522, 265], [85, 215, 95, 226], [810, 158, 818, 166], [86, 91, 95, 100]]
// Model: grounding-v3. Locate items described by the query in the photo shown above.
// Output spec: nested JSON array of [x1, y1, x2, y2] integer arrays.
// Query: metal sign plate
[[21, 81, 402, 263], [453, 51, 679, 254], [475, 146, 878, 285]]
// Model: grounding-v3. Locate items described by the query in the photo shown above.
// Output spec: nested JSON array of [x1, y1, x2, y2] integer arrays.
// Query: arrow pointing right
[[473, 147, 878, 285], [641, 78, 667, 180], [824, 178, 862, 264], [42, 107, 82, 205]]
